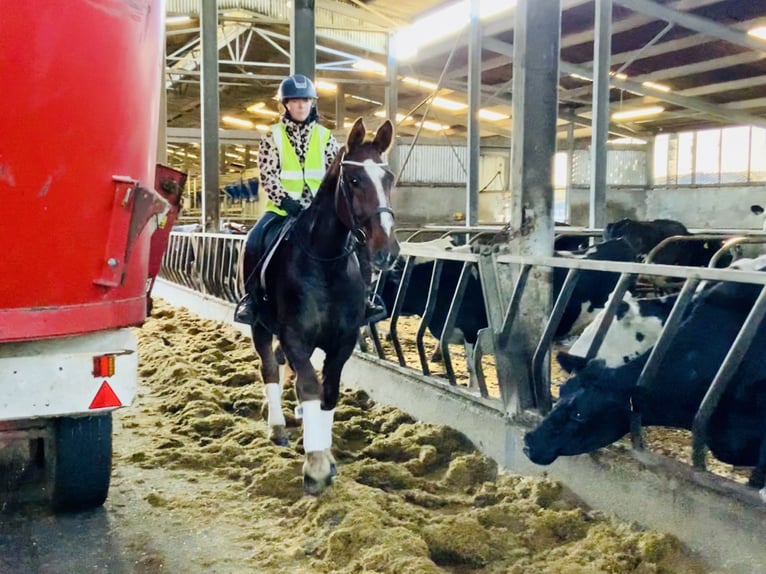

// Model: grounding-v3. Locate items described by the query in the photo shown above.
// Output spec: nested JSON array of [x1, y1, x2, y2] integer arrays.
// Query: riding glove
[[280, 196, 303, 217]]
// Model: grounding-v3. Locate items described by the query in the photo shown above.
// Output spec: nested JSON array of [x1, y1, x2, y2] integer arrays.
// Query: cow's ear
[[557, 352, 588, 374]]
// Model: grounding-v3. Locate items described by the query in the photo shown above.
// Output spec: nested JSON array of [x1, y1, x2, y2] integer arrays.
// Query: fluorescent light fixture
[[569, 73, 592, 82], [166, 14, 192, 25], [748, 26, 766, 40], [609, 71, 628, 81], [418, 120, 450, 132], [642, 80, 671, 93], [394, 0, 517, 60], [430, 97, 468, 111], [609, 137, 647, 145], [374, 110, 414, 123], [352, 59, 386, 74], [315, 80, 337, 91], [402, 76, 439, 91], [246, 102, 280, 116], [478, 109, 510, 121], [343, 121, 354, 129], [224, 152, 243, 159], [255, 124, 269, 132], [222, 115, 254, 128], [234, 146, 246, 152], [611, 106, 664, 121], [348, 94, 383, 105]]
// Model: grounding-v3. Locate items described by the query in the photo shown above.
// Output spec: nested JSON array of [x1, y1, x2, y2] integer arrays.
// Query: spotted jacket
[[258, 116, 340, 209]]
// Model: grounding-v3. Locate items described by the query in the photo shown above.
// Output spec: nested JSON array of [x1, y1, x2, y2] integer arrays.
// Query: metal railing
[[159, 229, 766, 475]]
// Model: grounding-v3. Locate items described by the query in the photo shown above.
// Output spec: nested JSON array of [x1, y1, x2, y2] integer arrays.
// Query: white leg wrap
[[321, 408, 335, 450], [302, 400, 331, 453], [264, 383, 286, 427]]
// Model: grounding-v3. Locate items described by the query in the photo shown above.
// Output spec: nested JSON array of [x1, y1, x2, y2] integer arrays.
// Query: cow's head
[[523, 359, 636, 465]]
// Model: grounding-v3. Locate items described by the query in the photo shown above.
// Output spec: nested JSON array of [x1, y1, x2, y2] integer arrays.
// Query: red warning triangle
[[89, 381, 122, 409]]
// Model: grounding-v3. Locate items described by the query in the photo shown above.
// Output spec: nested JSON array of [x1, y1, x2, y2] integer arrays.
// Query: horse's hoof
[[303, 473, 333, 496], [269, 425, 289, 447]]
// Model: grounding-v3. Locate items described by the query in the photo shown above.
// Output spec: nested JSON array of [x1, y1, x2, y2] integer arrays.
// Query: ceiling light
[[374, 110, 414, 123], [641, 81, 671, 93], [348, 94, 383, 105], [569, 73, 592, 82], [352, 59, 386, 74], [609, 71, 628, 80], [609, 137, 647, 145], [255, 124, 269, 132], [246, 103, 280, 116], [611, 106, 665, 121], [418, 120, 449, 132], [222, 116, 254, 128], [402, 76, 439, 91], [224, 152, 242, 159], [393, 0, 516, 61], [430, 97, 468, 111], [747, 26, 766, 41], [166, 15, 192, 25], [478, 109, 510, 121], [315, 80, 337, 91]]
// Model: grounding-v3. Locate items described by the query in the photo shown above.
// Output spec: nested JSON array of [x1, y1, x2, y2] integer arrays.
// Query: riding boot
[[234, 293, 257, 324], [364, 293, 387, 323]]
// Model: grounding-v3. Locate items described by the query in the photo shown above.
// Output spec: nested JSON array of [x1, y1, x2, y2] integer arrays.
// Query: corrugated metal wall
[[396, 144, 468, 185], [165, 0, 387, 53]]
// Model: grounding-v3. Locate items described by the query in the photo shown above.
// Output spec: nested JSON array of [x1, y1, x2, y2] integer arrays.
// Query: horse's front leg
[[251, 324, 288, 446], [281, 344, 337, 495]]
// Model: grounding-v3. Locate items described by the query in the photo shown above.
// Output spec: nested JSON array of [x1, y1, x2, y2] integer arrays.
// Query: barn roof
[[164, 0, 766, 164]]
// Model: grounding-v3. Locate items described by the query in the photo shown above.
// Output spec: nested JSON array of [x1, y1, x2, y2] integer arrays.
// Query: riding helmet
[[277, 74, 317, 101]]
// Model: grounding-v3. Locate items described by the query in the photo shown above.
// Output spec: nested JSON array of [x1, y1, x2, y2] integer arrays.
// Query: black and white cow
[[559, 255, 766, 371], [524, 264, 766, 490], [553, 238, 640, 337]]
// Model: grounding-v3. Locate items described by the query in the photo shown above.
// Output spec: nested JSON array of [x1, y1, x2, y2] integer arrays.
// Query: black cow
[[524, 268, 766, 489], [604, 217, 728, 267], [378, 254, 487, 351]]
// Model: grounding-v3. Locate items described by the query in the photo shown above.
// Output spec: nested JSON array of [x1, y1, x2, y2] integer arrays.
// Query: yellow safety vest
[[265, 122, 331, 215]]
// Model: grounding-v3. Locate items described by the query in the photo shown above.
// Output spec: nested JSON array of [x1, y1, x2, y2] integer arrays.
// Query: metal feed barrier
[[155, 228, 766, 573]]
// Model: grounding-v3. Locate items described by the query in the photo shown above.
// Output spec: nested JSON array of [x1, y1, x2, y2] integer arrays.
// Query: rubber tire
[[48, 414, 113, 512]]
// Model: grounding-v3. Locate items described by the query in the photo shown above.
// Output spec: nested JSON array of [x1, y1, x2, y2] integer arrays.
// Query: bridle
[[337, 154, 396, 245], [293, 152, 396, 263]]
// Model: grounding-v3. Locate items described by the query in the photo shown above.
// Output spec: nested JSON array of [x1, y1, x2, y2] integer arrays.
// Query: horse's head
[[335, 118, 400, 270]]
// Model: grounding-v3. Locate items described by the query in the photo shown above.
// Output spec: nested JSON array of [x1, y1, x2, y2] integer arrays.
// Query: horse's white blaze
[[569, 292, 664, 368], [264, 383, 286, 427], [363, 159, 394, 237], [302, 400, 331, 452]]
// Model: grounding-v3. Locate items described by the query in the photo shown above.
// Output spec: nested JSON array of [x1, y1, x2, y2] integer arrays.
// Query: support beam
[[385, 33, 400, 179], [200, 0, 220, 232], [615, 0, 766, 54], [292, 0, 316, 78], [590, 0, 612, 229], [507, 0, 562, 413], [559, 60, 766, 129], [466, 0, 481, 227]]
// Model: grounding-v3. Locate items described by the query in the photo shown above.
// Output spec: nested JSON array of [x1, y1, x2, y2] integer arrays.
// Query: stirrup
[[363, 300, 387, 324]]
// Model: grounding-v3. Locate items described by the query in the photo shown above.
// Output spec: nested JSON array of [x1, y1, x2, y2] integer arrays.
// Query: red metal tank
[[0, 1, 166, 342]]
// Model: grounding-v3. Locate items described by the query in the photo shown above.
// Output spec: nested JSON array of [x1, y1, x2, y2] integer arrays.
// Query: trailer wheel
[[48, 414, 113, 512]]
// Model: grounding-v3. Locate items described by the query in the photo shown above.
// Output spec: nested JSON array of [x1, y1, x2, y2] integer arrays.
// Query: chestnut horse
[[245, 118, 399, 494]]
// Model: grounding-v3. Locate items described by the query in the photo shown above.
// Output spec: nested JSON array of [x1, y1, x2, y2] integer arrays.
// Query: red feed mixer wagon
[[0, 0, 182, 511]]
